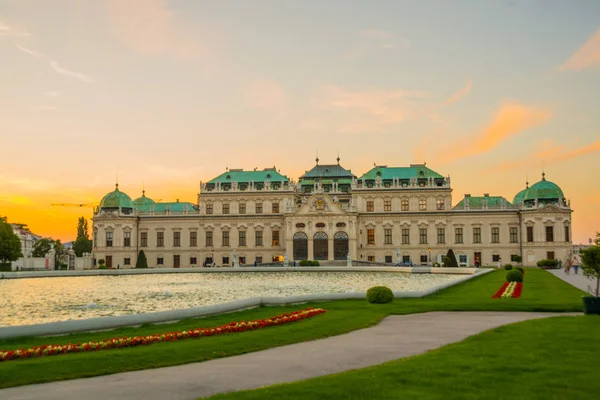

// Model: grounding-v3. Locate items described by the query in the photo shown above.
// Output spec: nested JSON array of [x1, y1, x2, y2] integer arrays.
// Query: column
[[328, 237, 334, 261], [308, 238, 314, 260]]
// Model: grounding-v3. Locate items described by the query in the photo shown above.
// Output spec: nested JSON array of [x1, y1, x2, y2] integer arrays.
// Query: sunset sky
[[1, 0, 599, 243]]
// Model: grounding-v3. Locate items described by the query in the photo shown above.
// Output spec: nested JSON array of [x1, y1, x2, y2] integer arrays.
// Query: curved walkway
[[0, 311, 579, 400], [547, 268, 596, 294]]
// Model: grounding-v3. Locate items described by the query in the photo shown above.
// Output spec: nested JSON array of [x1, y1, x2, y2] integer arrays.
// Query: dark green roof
[[300, 164, 356, 179], [135, 201, 197, 213], [99, 184, 134, 209], [454, 195, 512, 209], [300, 178, 354, 185], [133, 192, 156, 210], [208, 168, 289, 184], [524, 175, 564, 201], [360, 165, 444, 180]]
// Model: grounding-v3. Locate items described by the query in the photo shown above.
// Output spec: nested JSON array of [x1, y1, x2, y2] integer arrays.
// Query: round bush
[[367, 286, 394, 304], [504, 264, 513, 270], [506, 269, 523, 283], [515, 266, 524, 273]]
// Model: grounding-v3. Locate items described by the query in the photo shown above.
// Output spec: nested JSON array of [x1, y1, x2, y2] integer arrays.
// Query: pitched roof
[[300, 164, 356, 180], [208, 168, 289, 184], [454, 195, 513, 209], [360, 164, 444, 181]]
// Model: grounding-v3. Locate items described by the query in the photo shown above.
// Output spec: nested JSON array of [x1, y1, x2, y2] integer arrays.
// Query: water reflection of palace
[[92, 159, 573, 268]]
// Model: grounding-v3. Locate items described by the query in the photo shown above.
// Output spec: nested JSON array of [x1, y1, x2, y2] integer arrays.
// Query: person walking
[[564, 258, 571, 275]]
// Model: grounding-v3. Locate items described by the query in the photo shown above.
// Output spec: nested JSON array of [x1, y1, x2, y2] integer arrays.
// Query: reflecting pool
[[0, 272, 463, 326]]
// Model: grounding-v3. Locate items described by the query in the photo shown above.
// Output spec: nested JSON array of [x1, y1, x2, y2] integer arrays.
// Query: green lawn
[[208, 315, 599, 400], [0, 268, 585, 389]]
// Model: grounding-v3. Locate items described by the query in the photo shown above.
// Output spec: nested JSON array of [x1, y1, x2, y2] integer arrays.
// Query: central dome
[[524, 174, 565, 201], [99, 184, 134, 210], [133, 191, 156, 212]]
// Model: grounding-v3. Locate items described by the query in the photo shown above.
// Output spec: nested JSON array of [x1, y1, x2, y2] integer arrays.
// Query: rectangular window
[[384, 228, 392, 245], [367, 200, 374, 212], [239, 202, 246, 214], [402, 228, 410, 244], [223, 256, 230, 265], [173, 255, 180, 268], [157, 257, 164, 265], [564, 225, 570, 242], [272, 230, 280, 246], [255, 202, 263, 214], [222, 203, 230, 214], [473, 227, 481, 244], [272, 202, 279, 213], [367, 255, 375, 262], [123, 231, 131, 247], [205, 231, 213, 247], [401, 199, 409, 211], [190, 231, 197, 247], [157, 231, 164, 247], [436, 199, 445, 210], [239, 231, 246, 246], [124, 257, 131, 265], [385, 255, 393, 263], [105, 255, 112, 268], [255, 256, 263, 264], [206, 203, 213, 214], [459, 255, 467, 264], [140, 232, 148, 247], [547, 251, 555, 260], [173, 231, 181, 247], [419, 198, 427, 211], [222, 231, 230, 247], [419, 228, 427, 244], [255, 230, 263, 246], [455, 228, 463, 244], [492, 254, 500, 262], [437, 228, 445, 244], [509, 227, 518, 243], [367, 229, 375, 245], [420, 255, 428, 264], [402, 255, 410, 263], [527, 226, 534, 242], [190, 257, 197, 265], [491, 227, 500, 243], [545, 226, 554, 242], [106, 232, 113, 247], [384, 200, 391, 211]]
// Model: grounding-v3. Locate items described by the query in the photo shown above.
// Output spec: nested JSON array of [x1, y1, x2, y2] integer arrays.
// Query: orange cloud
[[441, 79, 473, 106], [559, 28, 600, 71], [440, 102, 551, 163], [105, 0, 204, 58], [247, 79, 286, 109]]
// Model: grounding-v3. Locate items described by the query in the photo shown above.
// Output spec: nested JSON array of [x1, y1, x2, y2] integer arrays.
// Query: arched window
[[293, 232, 308, 260], [313, 231, 328, 260], [333, 231, 349, 260]]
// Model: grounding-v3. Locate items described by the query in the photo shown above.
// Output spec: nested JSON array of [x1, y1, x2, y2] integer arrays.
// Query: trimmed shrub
[[367, 286, 394, 304], [515, 266, 524, 273], [506, 269, 523, 283], [298, 260, 320, 266], [0, 262, 11, 272], [537, 259, 559, 269], [511, 254, 522, 264], [504, 264, 513, 270], [311, 260, 320, 266], [442, 256, 451, 267], [136, 250, 148, 268], [446, 249, 459, 267], [98, 265, 108, 270]]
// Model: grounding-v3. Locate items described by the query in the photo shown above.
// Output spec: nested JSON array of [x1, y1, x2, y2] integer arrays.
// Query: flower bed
[[0, 308, 326, 363], [492, 282, 523, 299]]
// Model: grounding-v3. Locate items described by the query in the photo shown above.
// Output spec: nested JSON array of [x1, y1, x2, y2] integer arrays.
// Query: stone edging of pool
[[0, 269, 493, 340], [0, 266, 478, 279]]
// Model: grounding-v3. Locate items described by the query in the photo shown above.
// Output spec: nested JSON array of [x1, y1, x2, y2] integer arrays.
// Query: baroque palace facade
[[92, 160, 573, 268]]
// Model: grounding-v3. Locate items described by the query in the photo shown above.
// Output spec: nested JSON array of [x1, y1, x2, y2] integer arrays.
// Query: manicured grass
[[208, 315, 600, 400], [0, 268, 585, 388]]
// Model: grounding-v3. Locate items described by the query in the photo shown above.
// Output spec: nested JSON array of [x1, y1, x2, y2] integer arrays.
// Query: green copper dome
[[99, 184, 134, 210], [524, 174, 565, 201], [513, 183, 529, 205], [133, 191, 156, 212]]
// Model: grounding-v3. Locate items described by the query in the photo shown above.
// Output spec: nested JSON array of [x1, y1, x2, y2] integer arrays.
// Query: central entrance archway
[[313, 231, 328, 260], [293, 232, 308, 260], [333, 231, 349, 260]]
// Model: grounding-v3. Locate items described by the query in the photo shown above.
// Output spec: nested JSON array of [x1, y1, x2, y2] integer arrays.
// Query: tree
[[446, 249, 459, 267], [73, 217, 92, 257], [32, 238, 54, 257], [0, 218, 22, 269], [594, 232, 600, 246], [580, 246, 600, 297], [136, 250, 148, 268]]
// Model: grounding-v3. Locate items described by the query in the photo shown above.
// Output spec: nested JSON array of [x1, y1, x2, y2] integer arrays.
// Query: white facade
[[92, 164, 573, 268]]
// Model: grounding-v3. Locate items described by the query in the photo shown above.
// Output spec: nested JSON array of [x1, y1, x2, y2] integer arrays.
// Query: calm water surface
[[0, 272, 462, 326]]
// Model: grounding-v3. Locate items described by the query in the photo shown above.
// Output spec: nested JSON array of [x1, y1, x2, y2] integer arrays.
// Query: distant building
[[11, 224, 41, 258], [92, 161, 573, 268]]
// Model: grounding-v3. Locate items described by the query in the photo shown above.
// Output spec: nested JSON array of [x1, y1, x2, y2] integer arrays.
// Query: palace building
[[91, 160, 573, 268]]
